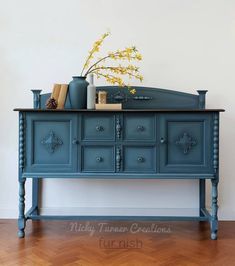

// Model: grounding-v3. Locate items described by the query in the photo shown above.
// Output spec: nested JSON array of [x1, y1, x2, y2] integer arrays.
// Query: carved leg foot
[[211, 231, 218, 240], [18, 179, 26, 238], [210, 220, 218, 240], [18, 228, 25, 238]]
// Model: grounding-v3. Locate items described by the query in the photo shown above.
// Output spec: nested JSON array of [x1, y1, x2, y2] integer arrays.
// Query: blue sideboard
[[14, 86, 224, 239]]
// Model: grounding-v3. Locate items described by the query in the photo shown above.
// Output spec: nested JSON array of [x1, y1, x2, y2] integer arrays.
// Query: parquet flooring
[[0, 220, 235, 266]]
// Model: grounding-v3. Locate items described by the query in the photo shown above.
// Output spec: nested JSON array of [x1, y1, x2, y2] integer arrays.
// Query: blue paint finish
[[39, 87, 205, 110], [199, 179, 205, 216], [32, 179, 39, 216], [210, 113, 220, 240], [116, 115, 122, 140], [19, 112, 25, 175], [23, 173, 215, 179], [159, 113, 213, 173], [27, 214, 210, 222], [116, 146, 122, 172], [68, 76, 88, 109], [123, 145, 156, 172], [25, 113, 78, 173], [82, 145, 115, 172], [82, 113, 115, 141], [18, 178, 26, 238], [31, 90, 42, 109], [211, 179, 219, 240], [197, 90, 207, 109], [123, 113, 155, 141], [96, 86, 202, 109], [16, 87, 224, 239]]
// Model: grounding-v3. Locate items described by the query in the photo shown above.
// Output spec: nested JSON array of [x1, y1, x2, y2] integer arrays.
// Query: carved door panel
[[159, 113, 213, 173], [25, 113, 78, 173]]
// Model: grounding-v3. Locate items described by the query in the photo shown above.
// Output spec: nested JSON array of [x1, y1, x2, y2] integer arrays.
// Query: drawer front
[[123, 114, 155, 141], [123, 146, 156, 172], [82, 146, 115, 172], [82, 114, 115, 141], [25, 113, 78, 173], [159, 113, 213, 173]]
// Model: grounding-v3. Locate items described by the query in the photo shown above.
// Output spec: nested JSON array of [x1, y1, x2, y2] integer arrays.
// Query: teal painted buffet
[[14, 86, 224, 239]]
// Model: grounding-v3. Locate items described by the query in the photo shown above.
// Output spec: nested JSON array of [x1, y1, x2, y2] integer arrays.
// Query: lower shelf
[[25, 206, 211, 222]]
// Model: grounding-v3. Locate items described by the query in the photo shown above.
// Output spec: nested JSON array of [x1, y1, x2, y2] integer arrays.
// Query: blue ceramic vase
[[68, 76, 89, 109]]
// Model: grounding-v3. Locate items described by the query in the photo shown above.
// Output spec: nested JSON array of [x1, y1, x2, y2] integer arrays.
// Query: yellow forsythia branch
[[80, 32, 143, 93]]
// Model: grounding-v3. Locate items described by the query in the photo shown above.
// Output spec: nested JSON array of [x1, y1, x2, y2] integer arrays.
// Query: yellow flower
[[137, 74, 143, 82], [135, 53, 142, 60], [130, 89, 136, 94], [81, 32, 110, 75]]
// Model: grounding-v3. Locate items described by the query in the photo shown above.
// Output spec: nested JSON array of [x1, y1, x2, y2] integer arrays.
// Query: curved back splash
[[96, 86, 207, 109], [39, 86, 207, 110]]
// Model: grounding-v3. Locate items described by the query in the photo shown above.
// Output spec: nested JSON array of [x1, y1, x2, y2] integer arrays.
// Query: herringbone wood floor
[[0, 220, 235, 266]]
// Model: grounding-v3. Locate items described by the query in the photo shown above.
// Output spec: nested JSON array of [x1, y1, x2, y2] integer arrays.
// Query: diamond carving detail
[[175, 132, 197, 154], [41, 131, 63, 153]]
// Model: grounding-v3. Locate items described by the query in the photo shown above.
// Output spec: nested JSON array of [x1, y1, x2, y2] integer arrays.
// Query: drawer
[[123, 114, 155, 141], [123, 146, 156, 172], [82, 114, 115, 141], [82, 146, 115, 172]]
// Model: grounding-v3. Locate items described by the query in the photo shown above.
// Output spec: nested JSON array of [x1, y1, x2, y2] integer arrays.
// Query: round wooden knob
[[96, 125, 104, 132], [96, 156, 103, 162], [72, 139, 79, 145], [137, 125, 144, 132], [137, 156, 144, 162]]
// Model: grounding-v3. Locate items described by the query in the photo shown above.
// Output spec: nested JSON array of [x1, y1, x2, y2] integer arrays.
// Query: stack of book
[[51, 84, 68, 109]]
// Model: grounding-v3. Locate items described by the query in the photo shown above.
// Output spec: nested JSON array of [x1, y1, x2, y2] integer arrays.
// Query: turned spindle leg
[[18, 178, 26, 238], [210, 179, 218, 240]]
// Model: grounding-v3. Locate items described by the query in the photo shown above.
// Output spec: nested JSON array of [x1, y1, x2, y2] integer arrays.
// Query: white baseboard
[[0, 208, 18, 219], [217, 208, 235, 220]]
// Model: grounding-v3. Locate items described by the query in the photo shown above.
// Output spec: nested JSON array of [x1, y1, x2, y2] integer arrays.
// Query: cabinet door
[[25, 113, 78, 173], [159, 114, 213, 173]]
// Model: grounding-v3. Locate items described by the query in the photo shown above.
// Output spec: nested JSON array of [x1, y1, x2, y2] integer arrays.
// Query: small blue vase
[[68, 76, 89, 109]]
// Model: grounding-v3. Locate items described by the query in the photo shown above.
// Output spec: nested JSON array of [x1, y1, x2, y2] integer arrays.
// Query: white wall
[[0, 0, 234, 219]]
